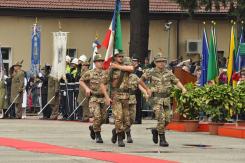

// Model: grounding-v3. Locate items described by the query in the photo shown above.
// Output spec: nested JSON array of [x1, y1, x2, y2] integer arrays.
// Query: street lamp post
[[164, 21, 172, 64]]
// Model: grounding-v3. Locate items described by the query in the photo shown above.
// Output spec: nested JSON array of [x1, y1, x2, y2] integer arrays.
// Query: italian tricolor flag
[[102, 0, 123, 69]]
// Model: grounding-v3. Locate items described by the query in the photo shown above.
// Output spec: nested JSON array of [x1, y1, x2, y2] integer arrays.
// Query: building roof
[[0, 0, 229, 14]]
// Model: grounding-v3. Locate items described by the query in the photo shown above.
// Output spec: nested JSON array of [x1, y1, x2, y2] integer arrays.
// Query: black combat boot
[[126, 130, 133, 143], [159, 133, 169, 147], [95, 132, 103, 143], [111, 128, 117, 144], [118, 132, 125, 147], [151, 128, 158, 144], [89, 125, 95, 140]]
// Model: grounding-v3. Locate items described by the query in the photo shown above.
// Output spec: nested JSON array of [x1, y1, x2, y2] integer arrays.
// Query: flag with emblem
[[50, 32, 68, 79], [30, 23, 41, 76]]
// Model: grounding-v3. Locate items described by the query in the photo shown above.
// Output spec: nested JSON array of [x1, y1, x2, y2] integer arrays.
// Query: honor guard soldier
[[10, 61, 25, 119], [77, 58, 90, 121], [48, 75, 60, 120], [0, 74, 7, 119], [140, 53, 186, 147], [80, 54, 108, 143]]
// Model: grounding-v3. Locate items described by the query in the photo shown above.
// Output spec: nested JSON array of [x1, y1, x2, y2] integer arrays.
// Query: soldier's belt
[[111, 88, 129, 93], [152, 92, 169, 98], [91, 93, 104, 98], [129, 90, 135, 95]]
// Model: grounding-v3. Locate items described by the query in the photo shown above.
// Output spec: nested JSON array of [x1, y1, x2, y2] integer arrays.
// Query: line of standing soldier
[[0, 62, 23, 119], [45, 55, 91, 121]]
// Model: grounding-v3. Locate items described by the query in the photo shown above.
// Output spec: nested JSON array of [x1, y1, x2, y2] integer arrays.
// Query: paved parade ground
[[0, 118, 245, 163]]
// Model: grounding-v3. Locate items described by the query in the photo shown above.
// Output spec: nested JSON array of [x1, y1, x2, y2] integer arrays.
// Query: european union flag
[[200, 29, 209, 86]]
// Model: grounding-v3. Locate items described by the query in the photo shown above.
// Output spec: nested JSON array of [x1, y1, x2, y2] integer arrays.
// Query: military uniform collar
[[154, 67, 165, 73]]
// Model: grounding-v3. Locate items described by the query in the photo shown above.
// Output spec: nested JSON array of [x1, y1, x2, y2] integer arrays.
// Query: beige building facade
[[0, 14, 231, 72]]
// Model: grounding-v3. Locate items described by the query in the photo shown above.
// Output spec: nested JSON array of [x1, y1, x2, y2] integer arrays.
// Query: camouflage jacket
[[141, 68, 179, 106], [105, 68, 130, 100], [81, 69, 107, 103]]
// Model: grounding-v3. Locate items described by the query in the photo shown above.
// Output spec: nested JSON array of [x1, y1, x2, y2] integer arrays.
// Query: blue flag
[[236, 28, 245, 72], [200, 29, 209, 86], [30, 24, 41, 76]]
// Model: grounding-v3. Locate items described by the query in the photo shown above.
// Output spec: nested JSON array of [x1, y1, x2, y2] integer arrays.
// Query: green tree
[[176, 0, 245, 20]]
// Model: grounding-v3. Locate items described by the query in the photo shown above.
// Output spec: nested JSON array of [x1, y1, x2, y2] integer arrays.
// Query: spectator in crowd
[[218, 68, 227, 84], [238, 67, 245, 85]]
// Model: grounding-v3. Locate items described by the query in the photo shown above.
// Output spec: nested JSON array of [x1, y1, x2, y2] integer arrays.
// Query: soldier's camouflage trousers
[[89, 101, 107, 132], [82, 98, 90, 120], [15, 103, 22, 119], [128, 104, 136, 127], [153, 104, 171, 134], [50, 96, 60, 120], [112, 99, 130, 133]]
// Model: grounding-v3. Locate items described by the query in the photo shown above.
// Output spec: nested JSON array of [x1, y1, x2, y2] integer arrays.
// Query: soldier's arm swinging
[[138, 80, 152, 97], [79, 79, 91, 97], [176, 81, 187, 93], [138, 85, 149, 99], [100, 83, 111, 106]]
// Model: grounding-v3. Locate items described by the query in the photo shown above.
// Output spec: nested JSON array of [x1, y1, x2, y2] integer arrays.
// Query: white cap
[[66, 56, 71, 62], [79, 55, 87, 62], [71, 58, 78, 65]]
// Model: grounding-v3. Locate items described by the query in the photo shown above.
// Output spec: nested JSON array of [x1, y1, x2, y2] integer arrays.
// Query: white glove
[[38, 73, 43, 78], [37, 83, 42, 88], [4, 75, 8, 80]]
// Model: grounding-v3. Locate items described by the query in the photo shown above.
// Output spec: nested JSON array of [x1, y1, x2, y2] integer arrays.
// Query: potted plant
[[234, 82, 245, 126], [203, 84, 235, 135], [172, 83, 205, 132]]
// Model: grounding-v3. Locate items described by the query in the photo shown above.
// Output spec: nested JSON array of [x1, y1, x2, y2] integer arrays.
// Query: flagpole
[[112, 0, 119, 58], [108, 0, 120, 118]]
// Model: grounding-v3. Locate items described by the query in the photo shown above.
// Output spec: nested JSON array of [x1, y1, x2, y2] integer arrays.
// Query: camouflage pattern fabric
[[141, 67, 179, 133], [81, 69, 108, 132]]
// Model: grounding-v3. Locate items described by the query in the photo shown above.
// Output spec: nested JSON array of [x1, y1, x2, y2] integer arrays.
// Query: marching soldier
[[48, 75, 60, 120], [100, 51, 136, 147], [140, 53, 186, 147], [77, 59, 90, 121], [80, 54, 107, 143], [10, 61, 25, 119], [123, 57, 150, 143]]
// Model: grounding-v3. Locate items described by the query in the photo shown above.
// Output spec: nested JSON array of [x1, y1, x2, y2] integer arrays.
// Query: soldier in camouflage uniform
[[48, 75, 60, 120], [11, 61, 25, 119], [123, 57, 150, 143], [0, 78, 7, 119], [100, 51, 144, 147], [77, 59, 90, 121], [100, 52, 131, 147], [140, 53, 186, 147], [80, 54, 107, 143]]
